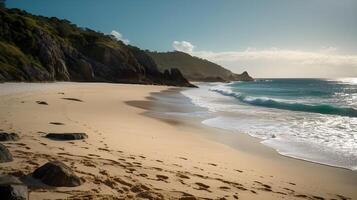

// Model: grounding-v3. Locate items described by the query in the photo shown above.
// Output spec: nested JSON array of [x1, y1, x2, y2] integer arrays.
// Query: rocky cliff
[[148, 51, 254, 82], [0, 8, 194, 87]]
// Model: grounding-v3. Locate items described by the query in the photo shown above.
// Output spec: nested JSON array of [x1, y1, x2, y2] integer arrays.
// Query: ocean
[[181, 78, 357, 170]]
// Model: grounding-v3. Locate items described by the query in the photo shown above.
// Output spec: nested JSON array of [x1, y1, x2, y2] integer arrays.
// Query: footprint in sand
[[139, 173, 148, 178], [88, 154, 100, 157], [156, 175, 169, 181], [219, 186, 230, 190], [283, 187, 295, 193], [98, 147, 110, 152], [127, 156, 135, 160], [254, 181, 272, 192], [176, 173, 190, 179], [61, 97, 83, 102], [36, 101, 48, 105], [194, 182, 210, 192]]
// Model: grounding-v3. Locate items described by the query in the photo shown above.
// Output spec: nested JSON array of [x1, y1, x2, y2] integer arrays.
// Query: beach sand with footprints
[[0, 82, 356, 199]]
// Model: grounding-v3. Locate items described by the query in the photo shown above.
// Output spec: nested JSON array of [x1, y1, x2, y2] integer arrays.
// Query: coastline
[[0, 82, 356, 199], [132, 86, 357, 198]]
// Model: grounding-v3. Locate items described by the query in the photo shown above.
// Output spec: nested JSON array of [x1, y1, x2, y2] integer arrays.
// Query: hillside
[[148, 51, 253, 82], [0, 8, 194, 87]]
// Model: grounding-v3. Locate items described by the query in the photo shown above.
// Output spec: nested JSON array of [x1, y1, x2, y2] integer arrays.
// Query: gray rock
[[0, 175, 28, 200], [32, 161, 82, 187], [0, 143, 13, 163], [0, 132, 20, 141], [45, 133, 88, 140]]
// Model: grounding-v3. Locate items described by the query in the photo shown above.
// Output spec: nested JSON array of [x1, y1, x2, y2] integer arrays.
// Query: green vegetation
[[0, 7, 249, 84], [148, 51, 253, 81], [0, 8, 194, 86]]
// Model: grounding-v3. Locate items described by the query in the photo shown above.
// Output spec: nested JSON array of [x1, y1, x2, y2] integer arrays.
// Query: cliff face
[[148, 51, 254, 82], [0, 8, 194, 87]]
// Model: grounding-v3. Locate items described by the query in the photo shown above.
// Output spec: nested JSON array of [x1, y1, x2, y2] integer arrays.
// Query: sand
[[0, 82, 356, 200]]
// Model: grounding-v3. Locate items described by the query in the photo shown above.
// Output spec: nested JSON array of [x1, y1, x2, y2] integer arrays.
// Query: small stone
[[45, 133, 88, 140], [36, 101, 48, 105], [0, 175, 28, 200], [32, 161, 82, 187], [0, 144, 13, 163], [0, 132, 20, 141]]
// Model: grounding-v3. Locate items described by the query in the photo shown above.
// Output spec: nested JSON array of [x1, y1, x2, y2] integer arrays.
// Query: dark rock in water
[[32, 161, 82, 187], [45, 133, 88, 140], [230, 71, 254, 81], [0, 175, 28, 200], [162, 68, 197, 87], [36, 101, 48, 105], [0, 143, 13, 163], [0, 132, 20, 141]]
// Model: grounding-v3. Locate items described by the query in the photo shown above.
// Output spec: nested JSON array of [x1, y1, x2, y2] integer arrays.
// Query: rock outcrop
[[32, 161, 82, 187], [0, 8, 194, 87], [148, 51, 254, 82], [45, 133, 88, 140], [0, 143, 12, 163], [0, 175, 28, 200], [0, 132, 19, 141], [229, 71, 254, 81]]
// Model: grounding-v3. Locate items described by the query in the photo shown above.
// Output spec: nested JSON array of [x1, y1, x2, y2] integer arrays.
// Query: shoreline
[[143, 87, 357, 171], [181, 82, 357, 171], [0, 82, 356, 199], [131, 86, 357, 196]]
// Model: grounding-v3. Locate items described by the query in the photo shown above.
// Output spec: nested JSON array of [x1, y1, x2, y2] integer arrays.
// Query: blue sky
[[6, 0, 357, 78]]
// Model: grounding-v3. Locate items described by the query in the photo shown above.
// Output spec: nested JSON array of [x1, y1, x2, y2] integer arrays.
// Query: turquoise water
[[214, 79, 357, 117], [182, 79, 357, 170]]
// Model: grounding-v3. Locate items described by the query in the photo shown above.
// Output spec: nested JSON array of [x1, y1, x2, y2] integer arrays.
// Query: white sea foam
[[181, 82, 357, 170]]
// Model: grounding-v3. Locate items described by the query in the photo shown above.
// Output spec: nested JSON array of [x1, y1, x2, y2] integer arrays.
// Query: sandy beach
[[0, 82, 356, 200]]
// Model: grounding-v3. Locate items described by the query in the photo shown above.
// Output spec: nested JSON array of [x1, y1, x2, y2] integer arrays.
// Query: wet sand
[[0, 82, 356, 199]]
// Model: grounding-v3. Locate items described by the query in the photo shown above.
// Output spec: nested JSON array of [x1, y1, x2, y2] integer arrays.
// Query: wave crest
[[211, 87, 357, 117]]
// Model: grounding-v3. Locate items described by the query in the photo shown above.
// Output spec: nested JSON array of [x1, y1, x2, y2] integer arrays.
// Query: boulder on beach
[[32, 161, 82, 187], [45, 133, 88, 140], [0, 132, 20, 141], [0, 143, 13, 163], [0, 175, 28, 200]]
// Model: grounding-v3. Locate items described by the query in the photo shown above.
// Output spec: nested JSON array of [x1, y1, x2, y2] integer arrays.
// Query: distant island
[[0, 8, 252, 86]]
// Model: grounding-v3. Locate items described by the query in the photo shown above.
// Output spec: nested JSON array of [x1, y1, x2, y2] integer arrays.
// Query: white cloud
[[192, 48, 357, 67], [110, 30, 129, 44], [172, 41, 195, 53], [172, 41, 357, 77]]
